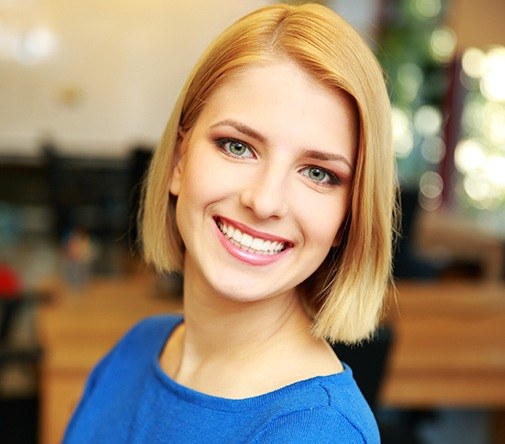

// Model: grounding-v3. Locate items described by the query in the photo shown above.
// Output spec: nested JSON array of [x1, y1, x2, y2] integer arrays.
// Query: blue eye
[[217, 138, 255, 159], [301, 166, 341, 186]]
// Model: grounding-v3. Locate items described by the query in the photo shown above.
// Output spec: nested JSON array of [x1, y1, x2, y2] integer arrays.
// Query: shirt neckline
[[150, 314, 353, 412]]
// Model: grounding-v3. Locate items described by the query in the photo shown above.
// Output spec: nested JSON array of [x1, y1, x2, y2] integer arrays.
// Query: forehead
[[192, 61, 357, 161], [204, 60, 355, 119]]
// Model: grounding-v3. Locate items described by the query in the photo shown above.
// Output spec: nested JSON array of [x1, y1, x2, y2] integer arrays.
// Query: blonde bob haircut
[[141, 3, 397, 344]]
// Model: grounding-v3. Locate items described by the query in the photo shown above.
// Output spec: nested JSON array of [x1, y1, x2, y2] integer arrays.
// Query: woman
[[64, 3, 396, 443]]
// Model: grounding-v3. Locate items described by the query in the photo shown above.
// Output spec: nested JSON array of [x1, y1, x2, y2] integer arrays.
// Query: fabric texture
[[64, 315, 380, 443]]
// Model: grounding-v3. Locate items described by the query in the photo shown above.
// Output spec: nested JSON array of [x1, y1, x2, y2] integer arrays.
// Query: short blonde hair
[[141, 3, 397, 344]]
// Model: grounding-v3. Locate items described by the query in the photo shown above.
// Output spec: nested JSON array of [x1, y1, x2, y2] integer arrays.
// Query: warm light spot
[[463, 175, 493, 206], [485, 155, 505, 188], [454, 139, 486, 173], [420, 171, 443, 199], [430, 27, 457, 64], [483, 102, 505, 145], [480, 46, 505, 102], [14, 26, 57, 65], [419, 192, 442, 211], [419, 169, 443, 213], [420, 136, 446, 164], [397, 63, 423, 102], [414, 0, 442, 18], [461, 96, 485, 132], [462, 47, 485, 79], [414, 105, 443, 136]]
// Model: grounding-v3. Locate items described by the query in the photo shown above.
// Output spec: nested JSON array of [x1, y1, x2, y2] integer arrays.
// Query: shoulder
[[64, 314, 183, 441], [120, 314, 183, 347], [251, 365, 380, 444], [106, 313, 182, 362], [86, 314, 182, 386]]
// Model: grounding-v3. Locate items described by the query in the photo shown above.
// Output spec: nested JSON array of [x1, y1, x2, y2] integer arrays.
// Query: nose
[[239, 165, 289, 220]]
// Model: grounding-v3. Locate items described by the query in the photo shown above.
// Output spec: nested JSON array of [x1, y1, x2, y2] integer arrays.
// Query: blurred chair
[[331, 326, 426, 443], [42, 145, 131, 276], [330, 324, 394, 411], [0, 264, 43, 444], [384, 188, 446, 442], [42, 145, 130, 244], [393, 188, 441, 280]]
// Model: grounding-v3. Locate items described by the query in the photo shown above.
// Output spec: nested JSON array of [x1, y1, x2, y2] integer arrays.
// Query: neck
[[159, 256, 340, 398], [181, 265, 312, 360]]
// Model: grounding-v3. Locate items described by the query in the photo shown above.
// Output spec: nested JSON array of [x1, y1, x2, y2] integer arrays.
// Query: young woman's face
[[170, 60, 356, 303]]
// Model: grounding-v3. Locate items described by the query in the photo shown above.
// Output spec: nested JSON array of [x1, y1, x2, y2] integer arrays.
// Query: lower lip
[[214, 223, 290, 266]]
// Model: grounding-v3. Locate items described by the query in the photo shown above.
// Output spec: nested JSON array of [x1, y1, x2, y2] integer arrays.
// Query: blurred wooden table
[[381, 281, 505, 407], [37, 277, 505, 443], [380, 281, 505, 443], [37, 270, 183, 444]]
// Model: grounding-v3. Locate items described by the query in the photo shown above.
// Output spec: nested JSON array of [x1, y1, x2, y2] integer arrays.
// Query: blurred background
[[0, 0, 504, 443]]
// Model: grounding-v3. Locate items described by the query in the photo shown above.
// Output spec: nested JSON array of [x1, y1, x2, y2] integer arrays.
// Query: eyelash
[[214, 137, 342, 186], [215, 138, 255, 159], [300, 166, 342, 186]]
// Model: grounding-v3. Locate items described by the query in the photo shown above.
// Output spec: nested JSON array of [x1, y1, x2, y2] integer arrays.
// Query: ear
[[169, 129, 186, 197]]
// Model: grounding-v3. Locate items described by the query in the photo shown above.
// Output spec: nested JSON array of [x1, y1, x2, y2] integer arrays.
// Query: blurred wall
[[447, 0, 505, 49], [6, 0, 503, 158], [0, 0, 273, 157], [0, 0, 383, 158]]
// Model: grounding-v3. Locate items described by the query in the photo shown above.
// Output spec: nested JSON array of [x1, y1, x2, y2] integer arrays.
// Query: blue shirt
[[64, 315, 380, 443]]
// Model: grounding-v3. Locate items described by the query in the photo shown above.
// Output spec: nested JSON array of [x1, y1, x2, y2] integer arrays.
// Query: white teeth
[[241, 233, 253, 248], [251, 238, 263, 250], [217, 220, 286, 255], [233, 230, 242, 243]]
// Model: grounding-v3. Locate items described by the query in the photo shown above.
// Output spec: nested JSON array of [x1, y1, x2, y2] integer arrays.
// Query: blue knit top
[[64, 315, 379, 443]]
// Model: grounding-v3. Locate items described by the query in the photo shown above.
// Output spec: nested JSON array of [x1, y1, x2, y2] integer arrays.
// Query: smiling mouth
[[215, 218, 290, 255]]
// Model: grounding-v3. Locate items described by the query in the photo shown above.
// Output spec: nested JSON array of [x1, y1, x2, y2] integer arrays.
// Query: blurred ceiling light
[[480, 46, 505, 102], [454, 139, 486, 173], [462, 47, 485, 78], [414, 105, 443, 136], [414, 0, 442, 18], [392, 107, 414, 157], [430, 26, 456, 64], [420, 136, 446, 163], [14, 26, 57, 65]]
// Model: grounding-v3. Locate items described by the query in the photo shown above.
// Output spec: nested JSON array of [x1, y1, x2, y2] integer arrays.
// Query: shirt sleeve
[[62, 348, 116, 443]]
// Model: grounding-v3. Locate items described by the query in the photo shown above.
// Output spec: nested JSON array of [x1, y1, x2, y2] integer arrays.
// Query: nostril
[[239, 180, 288, 220]]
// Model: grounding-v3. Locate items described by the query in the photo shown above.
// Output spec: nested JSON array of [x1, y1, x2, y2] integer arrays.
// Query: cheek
[[178, 146, 239, 204], [297, 192, 349, 247]]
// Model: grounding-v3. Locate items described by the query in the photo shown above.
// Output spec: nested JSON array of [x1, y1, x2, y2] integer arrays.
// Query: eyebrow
[[210, 119, 267, 144], [210, 119, 353, 170], [301, 149, 353, 170]]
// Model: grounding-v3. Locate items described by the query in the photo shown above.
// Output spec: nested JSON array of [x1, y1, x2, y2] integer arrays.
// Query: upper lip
[[215, 216, 293, 246]]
